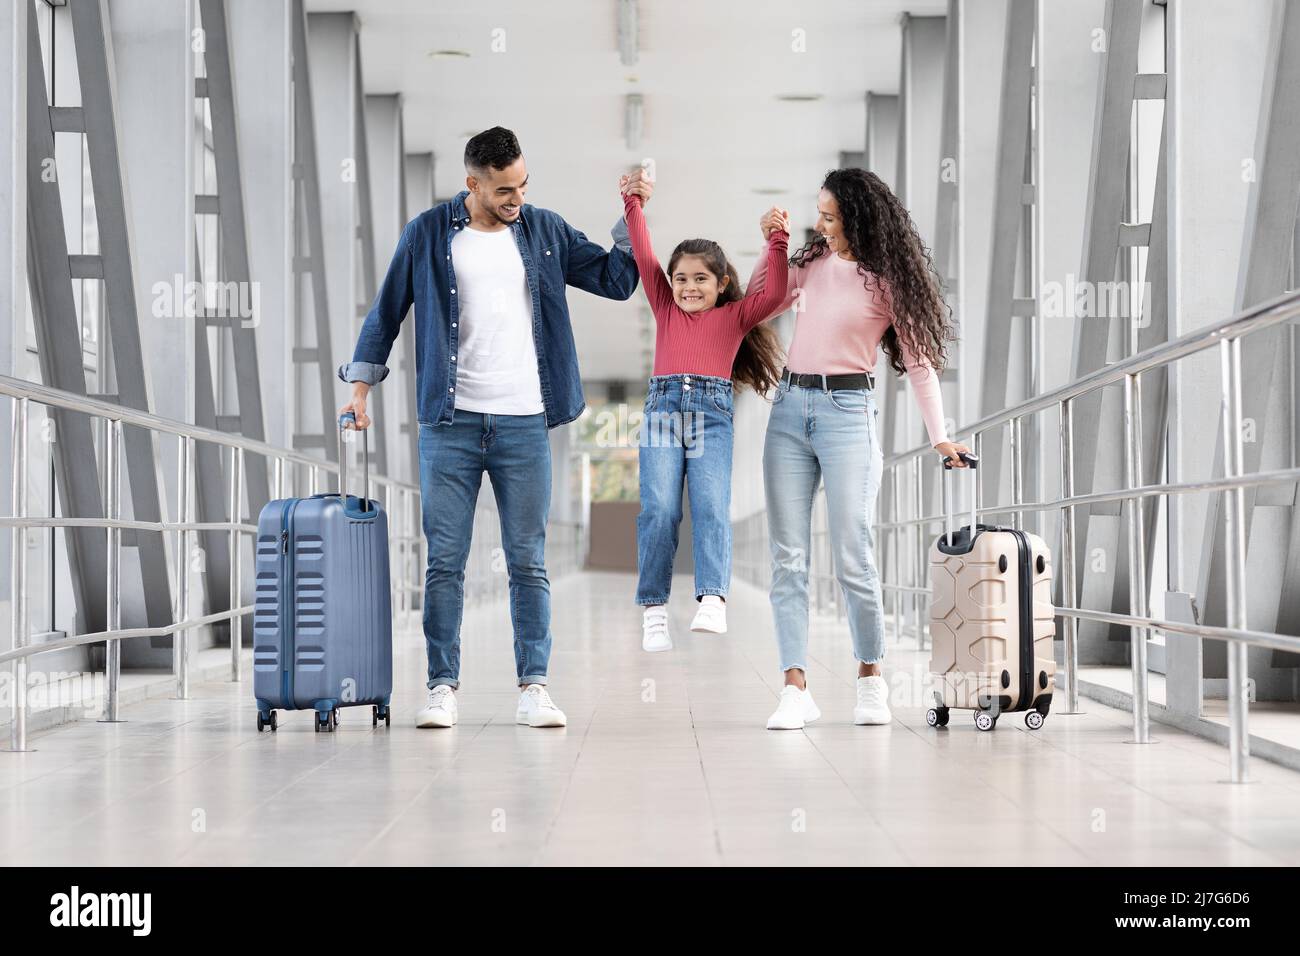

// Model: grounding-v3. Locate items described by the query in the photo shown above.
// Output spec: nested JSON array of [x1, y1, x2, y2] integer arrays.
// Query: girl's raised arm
[[621, 189, 676, 319], [735, 226, 793, 331]]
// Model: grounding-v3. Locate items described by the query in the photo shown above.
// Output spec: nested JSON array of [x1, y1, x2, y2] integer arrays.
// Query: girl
[[619, 173, 790, 652], [749, 168, 972, 730]]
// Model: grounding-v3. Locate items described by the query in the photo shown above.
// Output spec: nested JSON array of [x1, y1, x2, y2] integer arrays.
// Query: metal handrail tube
[[0, 372, 419, 492], [873, 462, 1300, 529], [883, 289, 1300, 471], [0, 606, 254, 665]]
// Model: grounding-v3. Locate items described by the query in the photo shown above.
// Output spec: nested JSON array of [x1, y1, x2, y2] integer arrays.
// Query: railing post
[[1123, 372, 1150, 743], [1058, 398, 1081, 714], [229, 445, 244, 682], [890, 462, 901, 642], [1220, 336, 1250, 782], [101, 419, 123, 723], [1010, 415, 1023, 531], [174, 435, 193, 700], [7, 397, 29, 750], [912, 455, 925, 647]]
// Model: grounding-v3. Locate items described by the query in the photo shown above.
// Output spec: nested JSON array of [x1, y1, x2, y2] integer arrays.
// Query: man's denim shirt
[[338, 191, 639, 429]]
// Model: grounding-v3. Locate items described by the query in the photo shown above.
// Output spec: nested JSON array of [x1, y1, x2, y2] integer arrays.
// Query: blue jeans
[[635, 374, 734, 605], [417, 413, 552, 689], [763, 380, 885, 671]]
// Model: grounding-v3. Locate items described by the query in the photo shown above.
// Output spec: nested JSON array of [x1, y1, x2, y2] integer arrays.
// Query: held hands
[[619, 166, 655, 206], [338, 382, 372, 430], [760, 206, 791, 240], [935, 440, 973, 467]]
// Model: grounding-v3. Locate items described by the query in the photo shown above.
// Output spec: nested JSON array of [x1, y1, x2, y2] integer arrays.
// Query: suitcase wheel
[[314, 709, 338, 733], [256, 709, 278, 733], [372, 704, 391, 728], [974, 711, 996, 732], [925, 707, 950, 728], [1024, 710, 1045, 730]]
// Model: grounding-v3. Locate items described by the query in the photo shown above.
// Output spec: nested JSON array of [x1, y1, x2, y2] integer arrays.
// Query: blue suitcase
[[253, 414, 393, 732]]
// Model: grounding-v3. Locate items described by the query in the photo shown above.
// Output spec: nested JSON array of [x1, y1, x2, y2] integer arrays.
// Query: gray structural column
[[866, 94, 899, 195], [0, 0, 26, 652], [404, 151, 434, 222], [108, 0, 194, 662], [1188, 0, 1300, 703], [365, 93, 419, 485], [225, 0, 293, 454]]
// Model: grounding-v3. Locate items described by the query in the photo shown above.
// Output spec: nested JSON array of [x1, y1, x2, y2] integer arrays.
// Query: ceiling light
[[775, 93, 823, 102], [625, 93, 644, 151], [618, 0, 639, 67], [427, 49, 471, 59], [752, 188, 788, 195]]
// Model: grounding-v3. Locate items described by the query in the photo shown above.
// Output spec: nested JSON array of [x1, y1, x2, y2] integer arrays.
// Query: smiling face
[[466, 157, 528, 226], [670, 254, 729, 313], [814, 187, 852, 258]]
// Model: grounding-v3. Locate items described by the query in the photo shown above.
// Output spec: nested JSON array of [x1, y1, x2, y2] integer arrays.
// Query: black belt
[[781, 368, 875, 391]]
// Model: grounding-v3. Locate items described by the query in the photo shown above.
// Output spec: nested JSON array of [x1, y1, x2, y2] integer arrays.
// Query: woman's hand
[[760, 206, 790, 240], [934, 440, 973, 467]]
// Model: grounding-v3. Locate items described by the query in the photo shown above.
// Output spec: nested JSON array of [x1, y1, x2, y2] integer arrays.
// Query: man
[[339, 126, 653, 728]]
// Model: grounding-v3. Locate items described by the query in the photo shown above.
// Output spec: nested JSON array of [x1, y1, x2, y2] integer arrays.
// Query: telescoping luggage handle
[[941, 451, 980, 547], [337, 411, 370, 508]]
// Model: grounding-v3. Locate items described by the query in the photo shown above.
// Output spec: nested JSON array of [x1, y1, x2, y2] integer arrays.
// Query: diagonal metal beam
[[197, 0, 270, 515], [24, 10, 105, 634], [68, 0, 173, 629], [1198, 0, 1300, 684], [290, 0, 338, 462]]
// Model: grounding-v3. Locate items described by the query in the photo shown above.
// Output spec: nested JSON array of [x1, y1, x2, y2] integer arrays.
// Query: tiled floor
[[3, 570, 1298, 866]]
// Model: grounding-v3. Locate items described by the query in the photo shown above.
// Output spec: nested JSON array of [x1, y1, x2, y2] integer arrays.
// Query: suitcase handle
[[940, 451, 980, 546], [337, 412, 370, 509]]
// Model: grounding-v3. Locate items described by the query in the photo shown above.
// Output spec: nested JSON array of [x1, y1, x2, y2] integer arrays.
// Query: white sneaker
[[766, 685, 821, 730], [642, 605, 672, 653], [516, 684, 567, 728], [415, 685, 457, 728], [853, 675, 892, 725], [690, 596, 727, 634]]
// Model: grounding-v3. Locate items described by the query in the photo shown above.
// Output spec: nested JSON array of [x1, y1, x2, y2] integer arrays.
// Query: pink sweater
[[624, 193, 790, 378], [748, 250, 950, 447]]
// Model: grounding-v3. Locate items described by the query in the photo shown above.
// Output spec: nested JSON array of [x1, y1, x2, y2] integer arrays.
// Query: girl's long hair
[[788, 168, 954, 376], [667, 239, 783, 394]]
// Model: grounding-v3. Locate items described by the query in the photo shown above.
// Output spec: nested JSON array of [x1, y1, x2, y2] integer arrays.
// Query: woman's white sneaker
[[415, 685, 458, 728], [516, 684, 567, 728], [642, 605, 672, 652], [853, 675, 892, 725], [766, 685, 821, 730], [689, 595, 727, 633]]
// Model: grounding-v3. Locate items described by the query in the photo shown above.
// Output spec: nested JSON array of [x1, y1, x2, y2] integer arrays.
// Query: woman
[[748, 168, 971, 730]]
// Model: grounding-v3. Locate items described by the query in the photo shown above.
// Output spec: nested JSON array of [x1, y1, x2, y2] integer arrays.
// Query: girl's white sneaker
[[642, 606, 672, 652], [690, 596, 727, 633]]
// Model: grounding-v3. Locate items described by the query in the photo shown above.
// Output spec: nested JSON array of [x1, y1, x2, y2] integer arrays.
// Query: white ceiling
[[306, 0, 945, 381]]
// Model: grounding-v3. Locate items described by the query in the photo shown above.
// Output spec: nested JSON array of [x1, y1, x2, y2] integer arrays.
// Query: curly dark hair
[[788, 168, 954, 376], [667, 239, 783, 394], [464, 126, 522, 174]]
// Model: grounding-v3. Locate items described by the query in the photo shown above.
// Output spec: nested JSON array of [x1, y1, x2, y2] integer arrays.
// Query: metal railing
[[873, 289, 1300, 784], [0, 374, 424, 752]]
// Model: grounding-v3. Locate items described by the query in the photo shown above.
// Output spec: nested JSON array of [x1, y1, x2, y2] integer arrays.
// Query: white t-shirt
[[450, 225, 545, 415]]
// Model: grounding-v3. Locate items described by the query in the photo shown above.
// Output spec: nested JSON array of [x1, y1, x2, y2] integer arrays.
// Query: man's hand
[[622, 165, 655, 205], [339, 382, 372, 429], [760, 206, 790, 240]]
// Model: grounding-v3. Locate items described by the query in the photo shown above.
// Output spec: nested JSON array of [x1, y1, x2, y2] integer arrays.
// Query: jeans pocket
[[770, 382, 788, 405], [711, 389, 734, 417], [827, 388, 868, 414]]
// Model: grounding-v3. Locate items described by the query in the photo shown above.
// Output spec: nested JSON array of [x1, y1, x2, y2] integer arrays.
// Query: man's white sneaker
[[516, 684, 567, 728], [415, 685, 457, 728], [642, 606, 672, 653], [853, 675, 893, 725], [689, 597, 727, 634], [766, 685, 821, 730]]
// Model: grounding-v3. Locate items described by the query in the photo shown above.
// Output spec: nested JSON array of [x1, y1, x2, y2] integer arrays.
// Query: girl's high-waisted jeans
[[636, 374, 734, 605], [762, 379, 885, 670]]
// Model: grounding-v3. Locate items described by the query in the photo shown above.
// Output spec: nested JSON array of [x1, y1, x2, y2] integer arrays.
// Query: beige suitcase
[[927, 452, 1056, 731]]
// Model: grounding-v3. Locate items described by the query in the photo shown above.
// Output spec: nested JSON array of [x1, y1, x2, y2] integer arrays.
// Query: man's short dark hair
[[464, 126, 522, 175]]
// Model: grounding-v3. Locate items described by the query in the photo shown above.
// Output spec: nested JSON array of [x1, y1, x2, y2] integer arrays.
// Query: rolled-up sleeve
[[339, 223, 415, 386]]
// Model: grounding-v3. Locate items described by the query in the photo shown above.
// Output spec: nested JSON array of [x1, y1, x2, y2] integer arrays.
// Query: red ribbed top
[[623, 193, 789, 378]]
